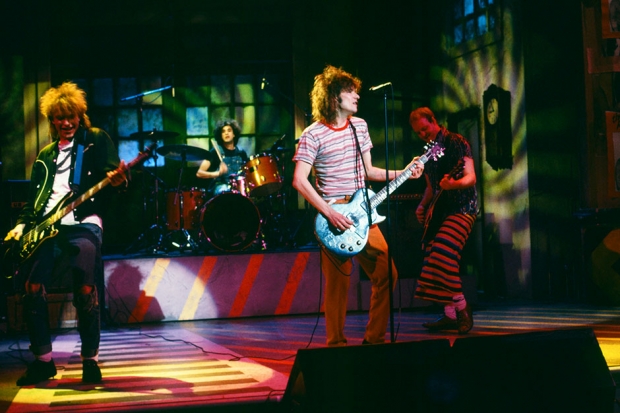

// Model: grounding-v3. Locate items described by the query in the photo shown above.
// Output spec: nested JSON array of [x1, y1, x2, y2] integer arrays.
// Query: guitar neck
[[38, 177, 112, 233], [61, 178, 111, 221], [38, 145, 153, 231], [368, 155, 426, 211]]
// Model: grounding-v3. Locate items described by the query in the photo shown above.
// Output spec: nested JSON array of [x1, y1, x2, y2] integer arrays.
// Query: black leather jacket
[[17, 126, 120, 228]]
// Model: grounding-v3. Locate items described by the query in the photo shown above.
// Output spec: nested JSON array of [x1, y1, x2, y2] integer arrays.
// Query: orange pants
[[321, 225, 398, 346]]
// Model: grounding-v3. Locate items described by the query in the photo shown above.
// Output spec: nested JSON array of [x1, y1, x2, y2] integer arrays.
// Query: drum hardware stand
[[124, 151, 168, 255], [164, 152, 200, 253]]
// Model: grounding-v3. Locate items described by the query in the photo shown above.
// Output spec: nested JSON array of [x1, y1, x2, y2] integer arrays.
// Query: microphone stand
[[379, 87, 395, 343], [121, 86, 172, 255]]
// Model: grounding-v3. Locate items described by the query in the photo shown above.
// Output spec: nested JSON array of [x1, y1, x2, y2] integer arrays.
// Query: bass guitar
[[16, 144, 156, 262], [315, 141, 444, 257], [420, 158, 465, 243]]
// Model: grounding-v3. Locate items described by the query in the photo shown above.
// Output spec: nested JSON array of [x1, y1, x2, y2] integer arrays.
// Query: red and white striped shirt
[[293, 117, 373, 200]]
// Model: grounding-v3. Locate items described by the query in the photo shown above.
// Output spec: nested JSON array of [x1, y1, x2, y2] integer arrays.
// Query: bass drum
[[200, 193, 261, 251]]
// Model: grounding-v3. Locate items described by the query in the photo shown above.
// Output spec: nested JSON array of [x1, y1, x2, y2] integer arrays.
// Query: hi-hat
[[130, 130, 179, 139], [271, 147, 295, 153], [156, 144, 210, 161]]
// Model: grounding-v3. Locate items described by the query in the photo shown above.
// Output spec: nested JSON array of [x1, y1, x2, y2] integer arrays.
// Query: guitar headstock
[[423, 141, 444, 161]]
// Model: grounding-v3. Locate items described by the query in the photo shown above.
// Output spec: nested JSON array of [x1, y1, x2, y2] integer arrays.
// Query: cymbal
[[130, 130, 179, 139], [271, 147, 295, 153], [156, 144, 210, 161]]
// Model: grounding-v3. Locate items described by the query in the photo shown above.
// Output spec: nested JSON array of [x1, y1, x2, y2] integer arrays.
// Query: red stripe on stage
[[275, 252, 311, 315], [229, 254, 264, 317], [130, 290, 152, 323], [198, 256, 218, 284]]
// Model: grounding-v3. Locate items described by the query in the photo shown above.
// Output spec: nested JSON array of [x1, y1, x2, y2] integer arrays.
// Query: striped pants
[[415, 213, 476, 304]]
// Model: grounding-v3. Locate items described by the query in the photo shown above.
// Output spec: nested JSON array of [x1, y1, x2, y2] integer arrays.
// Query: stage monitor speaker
[[451, 327, 615, 413], [283, 328, 614, 413], [282, 339, 453, 413]]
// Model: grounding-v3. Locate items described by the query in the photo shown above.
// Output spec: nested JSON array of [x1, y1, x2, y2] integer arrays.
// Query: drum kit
[[126, 133, 294, 255]]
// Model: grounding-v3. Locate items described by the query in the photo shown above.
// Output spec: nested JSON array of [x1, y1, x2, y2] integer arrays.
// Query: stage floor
[[1, 302, 620, 412]]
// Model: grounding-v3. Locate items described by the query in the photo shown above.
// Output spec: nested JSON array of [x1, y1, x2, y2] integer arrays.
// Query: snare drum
[[200, 193, 261, 251], [229, 174, 248, 197], [165, 188, 206, 231], [243, 153, 282, 197]]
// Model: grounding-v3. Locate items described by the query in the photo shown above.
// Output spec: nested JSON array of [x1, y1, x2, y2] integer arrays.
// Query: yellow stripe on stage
[[130, 258, 171, 322], [179, 256, 218, 320]]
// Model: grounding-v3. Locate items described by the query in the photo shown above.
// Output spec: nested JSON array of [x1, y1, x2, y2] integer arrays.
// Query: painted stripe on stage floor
[[7, 328, 287, 412]]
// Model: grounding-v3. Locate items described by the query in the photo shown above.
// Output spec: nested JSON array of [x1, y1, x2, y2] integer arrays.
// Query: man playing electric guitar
[[292, 65, 424, 347], [4, 82, 128, 386], [410, 107, 478, 335]]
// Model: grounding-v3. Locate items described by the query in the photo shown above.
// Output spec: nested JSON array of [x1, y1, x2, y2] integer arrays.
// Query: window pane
[[489, 14, 496, 29], [93, 78, 113, 107], [143, 107, 164, 133], [236, 106, 256, 134], [211, 75, 231, 105], [235, 75, 255, 104], [186, 76, 210, 106], [454, 25, 463, 45], [477, 0, 487, 8], [211, 107, 232, 131], [119, 78, 138, 107], [454, 2, 463, 19], [478, 15, 488, 35], [464, 0, 474, 16], [237, 136, 256, 157], [117, 108, 138, 137], [465, 18, 475, 41], [186, 107, 210, 136], [118, 140, 140, 164], [91, 109, 114, 137], [140, 77, 163, 105]]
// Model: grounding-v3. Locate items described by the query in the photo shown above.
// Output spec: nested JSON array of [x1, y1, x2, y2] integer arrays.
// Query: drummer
[[196, 118, 249, 196]]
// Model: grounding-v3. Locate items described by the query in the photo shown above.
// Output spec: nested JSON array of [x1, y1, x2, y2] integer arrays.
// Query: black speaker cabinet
[[282, 328, 615, 413], [450, 327, 615, 413], [282, 339, 452, 412]]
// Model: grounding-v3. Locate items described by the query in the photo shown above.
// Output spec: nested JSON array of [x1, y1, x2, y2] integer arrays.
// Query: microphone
[[369, 82, 392, 91]]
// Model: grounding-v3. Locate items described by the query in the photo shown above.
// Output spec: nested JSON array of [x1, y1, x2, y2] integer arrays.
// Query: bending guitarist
[[4, 82, 127, 386], [409, 107, 478, 335], [292, 65, 424, 347]]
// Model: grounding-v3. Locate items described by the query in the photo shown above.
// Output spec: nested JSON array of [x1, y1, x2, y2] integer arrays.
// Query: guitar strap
[[70, 129, 86, 193], [349, 120, 373, 228]]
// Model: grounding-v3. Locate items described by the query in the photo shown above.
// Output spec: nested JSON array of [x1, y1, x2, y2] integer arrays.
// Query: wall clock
[[483, 84, 512, 170]]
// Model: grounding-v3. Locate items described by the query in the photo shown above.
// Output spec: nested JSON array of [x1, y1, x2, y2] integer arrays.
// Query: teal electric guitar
[[315, 141, 444, 257]]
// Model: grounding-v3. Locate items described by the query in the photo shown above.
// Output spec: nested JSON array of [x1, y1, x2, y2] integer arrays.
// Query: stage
[[1, 250, 620, 412], [2, 299, 620, 410]]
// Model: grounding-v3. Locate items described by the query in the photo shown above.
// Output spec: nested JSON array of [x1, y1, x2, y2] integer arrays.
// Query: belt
[[330, 195, 352, 205]]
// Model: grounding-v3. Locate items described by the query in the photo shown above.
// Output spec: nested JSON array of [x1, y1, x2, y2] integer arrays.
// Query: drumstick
[[211, 139, 225, 162]]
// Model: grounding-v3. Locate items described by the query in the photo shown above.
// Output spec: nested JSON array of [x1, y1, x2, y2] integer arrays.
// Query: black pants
[[21, 223, 103, 358]]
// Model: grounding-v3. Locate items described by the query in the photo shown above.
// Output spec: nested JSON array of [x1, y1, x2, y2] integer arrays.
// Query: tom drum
[[243, 153, 282, 197]]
